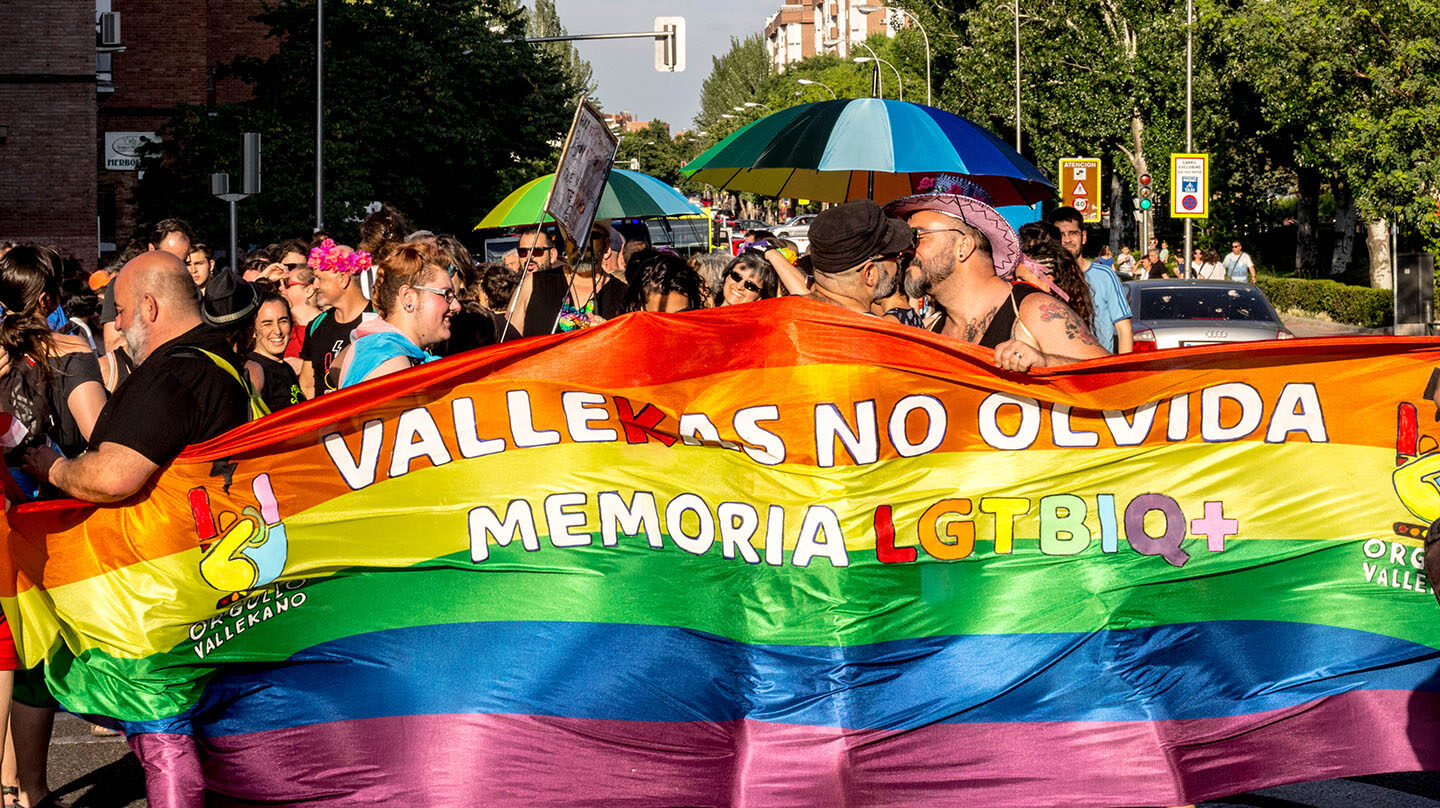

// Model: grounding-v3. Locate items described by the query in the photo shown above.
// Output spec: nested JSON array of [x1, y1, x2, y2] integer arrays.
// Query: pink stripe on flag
[[186, 689, 1440, 806]]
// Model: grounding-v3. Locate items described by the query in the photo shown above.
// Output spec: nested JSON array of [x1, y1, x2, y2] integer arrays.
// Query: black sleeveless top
[[522, 269, 627, 337], [246, 352, 304, 413], [930, 282, 1047, 348]]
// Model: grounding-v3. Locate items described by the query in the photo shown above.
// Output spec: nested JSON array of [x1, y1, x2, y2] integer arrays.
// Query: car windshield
[[1139, 286, 1275, 322]]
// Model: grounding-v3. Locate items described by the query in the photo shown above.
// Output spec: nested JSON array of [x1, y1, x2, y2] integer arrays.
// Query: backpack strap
[[169, 346, 272, 421], [306, 309, 331, 339]]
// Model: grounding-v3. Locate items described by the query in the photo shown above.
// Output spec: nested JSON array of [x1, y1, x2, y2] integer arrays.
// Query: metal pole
[[891, 8, 930, 106], [855, 41, 883, 98], [1014, 0, 1021, 152], [315, 0, 324, 231], [229, 199, 239, 274], [1182, 0, 1193, 278]]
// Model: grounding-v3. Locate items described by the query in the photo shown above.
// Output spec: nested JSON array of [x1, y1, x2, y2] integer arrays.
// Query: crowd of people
[[0, 175, 1255, 803], [1106, 235, 1257, 284]]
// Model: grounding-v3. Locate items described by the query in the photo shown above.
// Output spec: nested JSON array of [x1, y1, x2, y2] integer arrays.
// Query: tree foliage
[[521, 0, 599, 103], [617, 120, 683, 187], [134, 0, 581, 246], [694, 35, 774, 141]]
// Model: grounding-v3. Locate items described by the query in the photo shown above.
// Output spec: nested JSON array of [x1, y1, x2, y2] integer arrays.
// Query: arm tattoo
[[1036, 300, 1101, 346]]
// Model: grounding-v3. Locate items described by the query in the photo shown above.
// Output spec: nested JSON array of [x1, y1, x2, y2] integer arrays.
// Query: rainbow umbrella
[[682, 99, 1054, 206], [475, 169, 703, 230]]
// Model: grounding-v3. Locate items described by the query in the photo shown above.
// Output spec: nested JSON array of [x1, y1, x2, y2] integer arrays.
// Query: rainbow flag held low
[[4, 298, 1440, 806]]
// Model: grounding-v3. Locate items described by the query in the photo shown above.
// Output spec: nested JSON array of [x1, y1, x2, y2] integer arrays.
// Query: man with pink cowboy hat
[[885, 174, 1109, 373]]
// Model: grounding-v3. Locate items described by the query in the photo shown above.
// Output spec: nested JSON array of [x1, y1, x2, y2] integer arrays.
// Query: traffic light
[[1138, 173, 1154, 211]]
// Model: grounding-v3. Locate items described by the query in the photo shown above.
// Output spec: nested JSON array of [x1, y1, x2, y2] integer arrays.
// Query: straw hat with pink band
[[884, 173, 1070, 302]]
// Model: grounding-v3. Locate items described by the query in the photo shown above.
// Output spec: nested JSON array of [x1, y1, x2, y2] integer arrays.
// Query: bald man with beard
[[24, 252, 250, 502]]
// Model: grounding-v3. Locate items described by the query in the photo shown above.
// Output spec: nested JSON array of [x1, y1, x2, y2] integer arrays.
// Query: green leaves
[[135, 0, 580, 245]]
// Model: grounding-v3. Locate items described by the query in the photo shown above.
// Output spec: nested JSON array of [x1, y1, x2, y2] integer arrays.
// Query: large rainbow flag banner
[[3, 298, 1440, 806]]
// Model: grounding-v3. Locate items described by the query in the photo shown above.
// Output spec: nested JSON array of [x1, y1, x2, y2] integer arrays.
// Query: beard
[[871, 266, 900, 303], [905, 250, 954, 298], [123, 316, 150, 362]]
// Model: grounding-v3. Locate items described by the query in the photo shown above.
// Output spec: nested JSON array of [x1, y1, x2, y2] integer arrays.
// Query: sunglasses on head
[[516, 246, 550, 257], [726, 269, 762, 295]]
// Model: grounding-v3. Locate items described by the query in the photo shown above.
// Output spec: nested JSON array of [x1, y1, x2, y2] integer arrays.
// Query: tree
[[134, 0, 580, 246], [694, 35, 774, 141], [616, 120, 681, 186], [522, 0, 598, 103], [1211, 0, 1440, 284]]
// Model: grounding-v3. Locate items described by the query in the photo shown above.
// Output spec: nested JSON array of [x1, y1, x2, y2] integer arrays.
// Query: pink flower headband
[[307, 239, 373, 275]]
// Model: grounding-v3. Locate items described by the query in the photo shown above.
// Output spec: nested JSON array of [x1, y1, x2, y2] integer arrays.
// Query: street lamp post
[[1182, 0, 1194, 277], [851, 40, 886, 98], [854, 56, 902, 101], [1014, 0, 1021, 152], [857, 5, 929, 106], [315, 0, 323, 231], [797, 78, 837, 99]]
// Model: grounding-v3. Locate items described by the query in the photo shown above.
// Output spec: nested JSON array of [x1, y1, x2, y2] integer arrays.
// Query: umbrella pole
[[868, 171, 874, 199]]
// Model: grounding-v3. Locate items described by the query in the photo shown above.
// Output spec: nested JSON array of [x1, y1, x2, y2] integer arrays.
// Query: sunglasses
[[281, 261, 307, 271], [412, 285, 458, 304], [516, 246, 550, 257], [725, 269, 762, 295]]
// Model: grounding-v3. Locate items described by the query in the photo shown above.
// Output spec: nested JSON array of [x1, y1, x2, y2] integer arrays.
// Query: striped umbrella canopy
[[475, 169, 703, 230], [682, 99, 1054, 207]]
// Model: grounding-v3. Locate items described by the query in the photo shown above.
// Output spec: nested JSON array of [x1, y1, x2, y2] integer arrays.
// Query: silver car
[[1124, 279, 1294, 351], [773, 214, 816, 252]]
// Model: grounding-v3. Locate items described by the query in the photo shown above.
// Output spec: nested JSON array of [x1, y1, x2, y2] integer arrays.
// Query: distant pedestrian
[[1193, 248, 1225, 280], [1141, 248, 1171, 279], [1224, 240, 1256, 283], [1115, 245, 1136, 278], [1048, 206, 1133, 353]]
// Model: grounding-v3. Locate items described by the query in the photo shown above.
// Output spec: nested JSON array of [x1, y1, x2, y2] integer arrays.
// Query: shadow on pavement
[[50, 752, 146, 808]]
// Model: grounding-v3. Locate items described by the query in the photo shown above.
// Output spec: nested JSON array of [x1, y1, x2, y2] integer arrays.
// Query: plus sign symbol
[[1190, 501, 1239, 552]]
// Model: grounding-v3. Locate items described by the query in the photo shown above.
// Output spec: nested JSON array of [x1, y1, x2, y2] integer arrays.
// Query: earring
[[404, 304, 414, 312]]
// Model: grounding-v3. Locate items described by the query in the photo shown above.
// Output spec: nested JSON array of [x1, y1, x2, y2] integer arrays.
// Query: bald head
[[114, 251, 202, 363]]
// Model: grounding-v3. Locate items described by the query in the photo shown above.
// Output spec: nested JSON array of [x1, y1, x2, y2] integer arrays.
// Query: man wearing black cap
[[23, 252, 250, 502], [804, 200, 914, 321]]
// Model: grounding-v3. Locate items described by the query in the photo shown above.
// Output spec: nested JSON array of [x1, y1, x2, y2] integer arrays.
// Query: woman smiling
[[336, 241, 459, 388]]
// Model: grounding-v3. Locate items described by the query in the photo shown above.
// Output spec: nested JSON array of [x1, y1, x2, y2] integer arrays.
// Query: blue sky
[[542, 1, 780, 132]]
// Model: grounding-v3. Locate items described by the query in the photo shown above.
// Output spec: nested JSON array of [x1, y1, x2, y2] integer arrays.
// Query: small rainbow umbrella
[[475, 169, 703, 230], [682, 98, 1054, 206]]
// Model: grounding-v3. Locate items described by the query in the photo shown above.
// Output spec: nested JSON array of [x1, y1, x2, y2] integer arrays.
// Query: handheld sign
[[1170, 153, 1209, 218], [1059, 158, 1101, 223], [545, 98, 620, 250]]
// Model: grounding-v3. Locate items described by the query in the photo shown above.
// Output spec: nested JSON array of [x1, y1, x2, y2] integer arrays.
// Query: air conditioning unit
[[99, 12, 121, 47]]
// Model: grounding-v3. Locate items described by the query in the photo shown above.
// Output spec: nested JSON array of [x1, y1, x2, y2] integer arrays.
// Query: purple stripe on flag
[[128, 733, 204, 808], [174, 689, 1440, 807]]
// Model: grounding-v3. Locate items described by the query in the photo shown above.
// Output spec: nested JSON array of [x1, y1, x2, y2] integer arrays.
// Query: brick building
[[0, 0, 273, 272], [764, 0, 898, 73], [0, 1, 98, 269]]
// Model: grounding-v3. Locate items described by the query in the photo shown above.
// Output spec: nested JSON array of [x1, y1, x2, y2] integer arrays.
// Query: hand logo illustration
[[190, 473, 289, 592], [1392, 402, 1440, 539]]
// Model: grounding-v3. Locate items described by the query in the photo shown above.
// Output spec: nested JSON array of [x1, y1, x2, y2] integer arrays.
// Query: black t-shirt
[[89, 324, 249, 465], [46, 350, 105, 458], [246, 352, 304, 414], [303, 306, 371, 395]]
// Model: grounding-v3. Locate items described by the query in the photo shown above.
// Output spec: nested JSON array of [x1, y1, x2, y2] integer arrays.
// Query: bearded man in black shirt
[[24, 252, 249, 503]]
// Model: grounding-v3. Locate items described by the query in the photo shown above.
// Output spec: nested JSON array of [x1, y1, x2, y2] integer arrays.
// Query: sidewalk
[[1280, 312, 1391, 338]]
